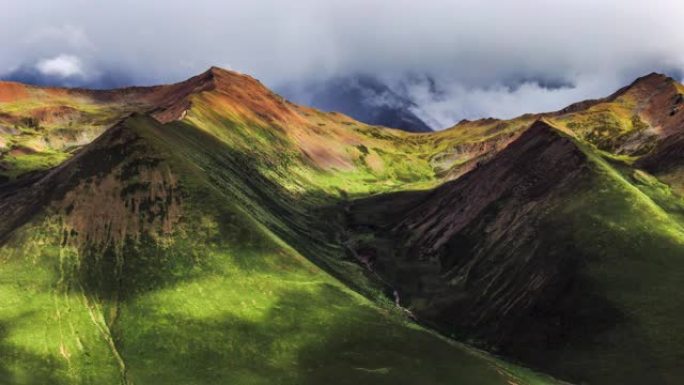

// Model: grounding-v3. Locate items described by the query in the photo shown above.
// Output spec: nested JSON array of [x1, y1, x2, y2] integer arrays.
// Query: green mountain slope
[[0, 110, 559, 384], [0, 70, 220, 182]]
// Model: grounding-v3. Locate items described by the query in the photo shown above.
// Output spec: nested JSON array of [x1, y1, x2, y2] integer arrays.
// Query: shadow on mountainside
[[0, 315, 69, 385], [116, 284, 511, 385]]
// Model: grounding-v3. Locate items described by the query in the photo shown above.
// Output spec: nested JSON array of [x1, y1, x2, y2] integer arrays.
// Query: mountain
[[0, 67, 558, 385], [346, 121, 590, 339], [0, 68, 228, 181], [1, 64, 137, 90], [344, 77, 684, 384], [2, 67, 684, 385], [278, 75, 433, 132]]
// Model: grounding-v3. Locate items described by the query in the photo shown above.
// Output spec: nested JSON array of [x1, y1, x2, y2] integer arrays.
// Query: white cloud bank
[[1, 0, 684, 127], [35, 54, 84, 78]]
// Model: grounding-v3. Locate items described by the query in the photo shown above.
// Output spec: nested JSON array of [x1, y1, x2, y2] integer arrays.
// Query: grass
[[331, 123, 684, 385], [2, 71, 683, 384], [0, 115, 561, 385], [520, 137, 684, 384], [1, 150, 70, 179], [0, 93, 141, 180]]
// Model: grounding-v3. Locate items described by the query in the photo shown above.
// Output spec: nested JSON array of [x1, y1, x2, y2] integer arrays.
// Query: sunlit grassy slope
[[0, 82, 144, 181], [0, 115, 561, 385]]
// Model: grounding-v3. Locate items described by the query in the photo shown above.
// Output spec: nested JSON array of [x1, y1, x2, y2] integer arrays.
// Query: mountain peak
[[136, 66, 287, 123], [206, 65, 245, 77], [627, 71, 675, 91], [607, 71, 678, 101], [200, 65, 265, 89], [207, 65, 230, 74], [203, 66, 243, 82], [635, 71, 671, 82]]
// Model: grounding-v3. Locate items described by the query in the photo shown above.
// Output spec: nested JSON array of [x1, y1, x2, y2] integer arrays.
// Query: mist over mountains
[[3, 1, 683, 128], [278, 74, 433, 132]]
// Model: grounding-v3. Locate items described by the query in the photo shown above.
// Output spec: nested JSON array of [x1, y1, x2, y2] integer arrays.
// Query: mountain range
[[1, 67, 684, 385], [277, 74, 433, 133]]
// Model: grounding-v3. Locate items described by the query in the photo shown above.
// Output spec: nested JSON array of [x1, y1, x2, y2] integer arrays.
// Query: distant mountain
[[279, 75, 433, 132], [1, 64, 137, 90]]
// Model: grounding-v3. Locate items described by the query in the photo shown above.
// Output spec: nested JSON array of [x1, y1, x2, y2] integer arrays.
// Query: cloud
[[1, 0, 684, 127], [388, 73, 621, 129], [24, 25, 93, 51], [35, 54, 85, 78]]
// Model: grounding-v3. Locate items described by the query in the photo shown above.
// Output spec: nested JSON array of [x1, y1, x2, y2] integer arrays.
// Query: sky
[[2, 0, 684, 128]]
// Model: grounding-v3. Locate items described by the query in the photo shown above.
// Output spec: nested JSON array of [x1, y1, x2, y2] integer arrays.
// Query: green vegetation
[[335, 122, 684, 385], [1, 150, 70, 178], [2, 69, 684, 384], [0, 115, 559, 384], [503, 134, 684, 384], [0, 90, 143, 180]]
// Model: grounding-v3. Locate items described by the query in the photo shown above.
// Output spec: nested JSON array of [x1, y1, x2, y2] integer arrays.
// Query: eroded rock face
[[57, 159, 182, 254], [0, 119, 182, 252]]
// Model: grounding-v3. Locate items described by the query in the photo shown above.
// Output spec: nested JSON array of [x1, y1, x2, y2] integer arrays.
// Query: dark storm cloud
[[2, 0, 683, 128]]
